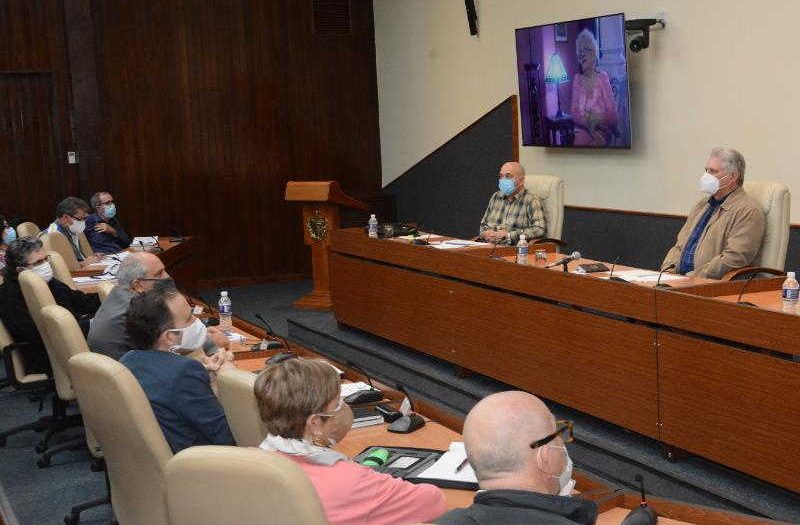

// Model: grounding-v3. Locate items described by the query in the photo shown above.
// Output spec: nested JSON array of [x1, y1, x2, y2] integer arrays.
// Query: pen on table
[[455, 457, 469, 473]]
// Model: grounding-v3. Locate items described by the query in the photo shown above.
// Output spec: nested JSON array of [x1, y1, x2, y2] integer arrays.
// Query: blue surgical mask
[[2, 227, 16, 245], [498, 178, 516, 196], [103, 203, 117, 219]]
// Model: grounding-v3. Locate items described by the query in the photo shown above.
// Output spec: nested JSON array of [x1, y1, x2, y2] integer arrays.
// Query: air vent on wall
[[312, 0, 352, 35]]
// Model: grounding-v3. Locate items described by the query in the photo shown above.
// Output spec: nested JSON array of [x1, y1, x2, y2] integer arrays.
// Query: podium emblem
[[307, 215, 328, 242]]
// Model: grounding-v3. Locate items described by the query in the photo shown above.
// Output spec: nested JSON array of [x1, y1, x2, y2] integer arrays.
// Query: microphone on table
[[388, 384, 426, 434], [654, 264, 675, 288], [736, 273, 759, 307], [620, 474, 658, 525], [545, 251, 581, 272], [342, 362, 383, 405], [253, 313, 289, 351], [608, 255, 629, 283], [410, 223, 432, 246]]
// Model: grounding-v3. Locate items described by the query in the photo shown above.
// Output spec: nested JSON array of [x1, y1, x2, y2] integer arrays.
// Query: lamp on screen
[[545, 53, 569, 118]]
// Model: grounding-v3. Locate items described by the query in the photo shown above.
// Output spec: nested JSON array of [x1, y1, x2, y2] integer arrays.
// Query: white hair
[[576, 29, 599, 62], [116, 253, 149, 287], [710, 147, 746, 183]]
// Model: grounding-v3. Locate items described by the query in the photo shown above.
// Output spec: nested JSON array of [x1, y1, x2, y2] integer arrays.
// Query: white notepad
[[414, 442, 477, 484]]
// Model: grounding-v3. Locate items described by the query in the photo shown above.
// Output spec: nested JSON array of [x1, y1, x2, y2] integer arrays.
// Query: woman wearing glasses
[[254, 358, 446, 525]]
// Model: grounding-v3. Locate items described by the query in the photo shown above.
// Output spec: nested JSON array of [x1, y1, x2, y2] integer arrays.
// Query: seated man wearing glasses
[[45, 197, 102, 267], [0, 237, 100, 374], [479, 162, 546, 245], [435, 391, 597, 525]]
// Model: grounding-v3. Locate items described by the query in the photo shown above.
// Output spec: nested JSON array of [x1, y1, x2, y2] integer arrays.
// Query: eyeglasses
[[69, 214, 86, 221], [316, 396, 345, 418], [498, 173, 516, 180], [530, 420, 574, 449]]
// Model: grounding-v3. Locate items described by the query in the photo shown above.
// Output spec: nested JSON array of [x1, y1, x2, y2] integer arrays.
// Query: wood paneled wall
[[1, 0, 381, 282]]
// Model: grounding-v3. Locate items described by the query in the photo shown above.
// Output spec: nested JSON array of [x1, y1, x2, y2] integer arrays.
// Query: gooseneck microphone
[[608, 255, 629, 283], [388, 384, 426, 434], [343, 362, 383, 405], [736, 274, 759, 307], [620, 474, 658, 525], [254, 313, 289, 350], [545, 251, 581, 271], [654, 264, 675, 288]]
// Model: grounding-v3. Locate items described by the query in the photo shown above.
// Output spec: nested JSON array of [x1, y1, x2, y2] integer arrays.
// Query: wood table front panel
[[332, 254, 659, 438], [658, 331, 800, 493]]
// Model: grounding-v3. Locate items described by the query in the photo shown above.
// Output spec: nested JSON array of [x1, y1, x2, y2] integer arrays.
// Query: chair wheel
[[35, 442, 47, 453], [64, 513, 79, 525], [37, 456, 51, 468]]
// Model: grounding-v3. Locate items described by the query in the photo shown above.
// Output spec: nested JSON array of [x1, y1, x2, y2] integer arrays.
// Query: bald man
[[479, 162, 546, 245], [435, 391, 597, 525]]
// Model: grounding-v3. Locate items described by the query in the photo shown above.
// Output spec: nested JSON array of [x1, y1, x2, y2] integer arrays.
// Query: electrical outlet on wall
[[67, 151, 78, 164]]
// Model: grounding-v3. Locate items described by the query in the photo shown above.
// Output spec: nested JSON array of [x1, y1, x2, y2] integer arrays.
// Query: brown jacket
[[661, 187, 765, 279]]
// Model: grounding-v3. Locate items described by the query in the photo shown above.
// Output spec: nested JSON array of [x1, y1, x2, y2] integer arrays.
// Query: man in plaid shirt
[[479, 162, 546, 244]]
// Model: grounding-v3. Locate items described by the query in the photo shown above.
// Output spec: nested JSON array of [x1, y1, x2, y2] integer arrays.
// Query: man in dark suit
[[0, 237, 100, 374], [121, 286, 236, 453], [85, 191, 132, 254]]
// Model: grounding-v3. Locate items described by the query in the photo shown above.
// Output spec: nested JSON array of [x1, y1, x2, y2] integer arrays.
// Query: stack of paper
[[415, 442, 477, 484], [341, 382, 373, 398]]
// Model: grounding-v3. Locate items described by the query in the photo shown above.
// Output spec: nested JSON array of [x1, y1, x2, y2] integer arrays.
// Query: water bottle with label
[[516, 234, 529, 265], [781, 272, 799, 312], [368, 214, 378, 238], [218, 291, 232, 333]]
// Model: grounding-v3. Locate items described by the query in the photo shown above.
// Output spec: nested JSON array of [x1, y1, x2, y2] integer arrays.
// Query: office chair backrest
[[41, 231, 81, 271], [40, 304, 90, 400], [18, 270, 61, 384], [743, 181, 791, 271], [95, 282, 115, 302], [68, 352, 173, 525], [524, 175, 565, 240], [0, 318, 49, 386], [216, 368, 267, 447], [165, 446, 329, 525], [15, 222, 41, 239], [48, 250, 76, 290]]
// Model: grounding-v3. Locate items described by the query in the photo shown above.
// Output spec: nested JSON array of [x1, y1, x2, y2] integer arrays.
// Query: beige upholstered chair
[[15, 221, 41, 239], [79, 233, 95, 259], [165, 446, 329, 525], [42, 231, 81, 271], [523, 175, 565, 240], [48, 251, 76, 290], [217, 368, 267, 447], [95, 282, 115, 302], [19, 271, 85, 466], [743, 181, 791, 271], [68, 352, 173, 525]]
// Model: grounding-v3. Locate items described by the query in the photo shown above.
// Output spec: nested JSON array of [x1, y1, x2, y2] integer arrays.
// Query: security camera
[[625, 18, 665, 53]]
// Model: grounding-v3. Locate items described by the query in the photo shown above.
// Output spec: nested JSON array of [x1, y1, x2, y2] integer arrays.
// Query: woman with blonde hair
[[255, 358, 446, 525], [570, 28, 618, 146]]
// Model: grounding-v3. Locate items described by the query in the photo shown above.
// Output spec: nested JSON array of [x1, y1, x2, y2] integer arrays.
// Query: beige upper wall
[[374, 0, 799, 218]]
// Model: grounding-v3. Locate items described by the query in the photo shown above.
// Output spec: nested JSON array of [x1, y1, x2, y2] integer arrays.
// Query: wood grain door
[[0, 73, 63, 227]]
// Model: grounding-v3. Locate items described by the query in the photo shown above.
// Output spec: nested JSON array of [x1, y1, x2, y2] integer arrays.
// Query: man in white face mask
[[0, 237, 100, 374], [46, 197, 102, 267], [435, 391, 597, 525], [120, 286, 236, 453], [661, 147, 766, 280]]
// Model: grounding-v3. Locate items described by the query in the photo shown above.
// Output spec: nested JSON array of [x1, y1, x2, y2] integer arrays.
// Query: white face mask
[[168, 318, 208, 353], [544, 445, 576, 496], [699, 171, 730, 195], [68, 218, 86, 235], [30, 261, 54, 283]]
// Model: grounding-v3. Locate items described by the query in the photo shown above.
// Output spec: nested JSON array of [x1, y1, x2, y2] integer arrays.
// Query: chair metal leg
[[38, 435, 86, 468], [36, 413, 83, 453], [0, 416, 51, 447], [63, 494, 110, 525]]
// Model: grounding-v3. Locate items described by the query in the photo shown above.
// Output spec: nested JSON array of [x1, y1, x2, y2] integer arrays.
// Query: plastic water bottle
[[218, 291, 232, 333], [781, 272, 799, 312], [516, 234, 529, 265], [368, 214, 378, 238]]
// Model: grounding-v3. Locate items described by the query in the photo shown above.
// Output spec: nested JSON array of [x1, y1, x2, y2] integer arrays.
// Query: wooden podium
[[285, 181, 368, 309]]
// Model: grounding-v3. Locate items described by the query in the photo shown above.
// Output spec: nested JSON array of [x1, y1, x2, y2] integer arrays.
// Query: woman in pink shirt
[[570, 28, 618, 147], [255, 358, 446, 525]]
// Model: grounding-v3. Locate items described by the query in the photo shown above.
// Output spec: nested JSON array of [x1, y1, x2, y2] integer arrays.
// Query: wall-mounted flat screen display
[[515, 13, 631, 148]]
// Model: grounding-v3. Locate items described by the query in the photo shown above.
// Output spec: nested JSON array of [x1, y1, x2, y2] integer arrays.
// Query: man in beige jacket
[[661, 147, 765, 279]]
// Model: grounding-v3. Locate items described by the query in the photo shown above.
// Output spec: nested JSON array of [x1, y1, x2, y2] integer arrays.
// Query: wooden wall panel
[[89, 0, 381, 281]]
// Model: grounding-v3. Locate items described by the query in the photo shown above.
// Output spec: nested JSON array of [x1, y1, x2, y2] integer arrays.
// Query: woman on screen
[[570, 29, 618, 146], [254, 358, 446, 525]]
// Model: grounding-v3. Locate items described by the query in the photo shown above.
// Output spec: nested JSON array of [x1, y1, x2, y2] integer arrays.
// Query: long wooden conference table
[[328, 228, 800, 496]]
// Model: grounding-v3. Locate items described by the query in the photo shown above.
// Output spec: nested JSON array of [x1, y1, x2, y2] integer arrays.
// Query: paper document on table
[[634, 273, 686, 282], [605, 270, 684, 282], [414, 442, 477, 484], [340, 382, 372, 398], [73, 275, 115, 284], [132, 236, 159, 246], [443, 240, 485, 246], [429, 243, 465, 250]]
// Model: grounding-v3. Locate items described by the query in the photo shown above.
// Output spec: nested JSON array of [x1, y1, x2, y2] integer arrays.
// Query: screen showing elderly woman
[[515, 13, 631, 148]]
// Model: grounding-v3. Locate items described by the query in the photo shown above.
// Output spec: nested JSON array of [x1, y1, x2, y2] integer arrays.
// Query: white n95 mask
[[30, 261, 54, 283], [699, 172, 728, 195], [69, 219, 86, 235], [168, 318, 208, 353]]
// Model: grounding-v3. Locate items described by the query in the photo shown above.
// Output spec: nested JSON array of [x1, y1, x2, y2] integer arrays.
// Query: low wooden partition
[[330, 228, 800, 495]]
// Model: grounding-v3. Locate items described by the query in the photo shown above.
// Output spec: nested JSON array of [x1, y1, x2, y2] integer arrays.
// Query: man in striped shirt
[[479, 162, 546, 244]]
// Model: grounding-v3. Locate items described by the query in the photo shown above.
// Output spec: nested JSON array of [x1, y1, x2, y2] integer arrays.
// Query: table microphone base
[[387, 414, 426, 434]]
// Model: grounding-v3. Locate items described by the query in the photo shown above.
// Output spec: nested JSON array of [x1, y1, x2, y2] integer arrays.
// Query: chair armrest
[[721, 266, 786, 281], [2, 343, 51, 391]]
